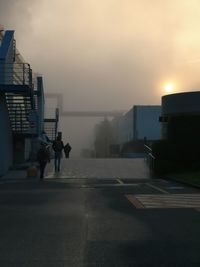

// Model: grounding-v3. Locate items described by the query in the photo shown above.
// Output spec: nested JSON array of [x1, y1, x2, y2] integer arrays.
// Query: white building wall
[[0, 94, 13, 176]]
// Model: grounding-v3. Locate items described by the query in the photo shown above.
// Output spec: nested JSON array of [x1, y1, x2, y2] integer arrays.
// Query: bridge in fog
[[45, 93, 126, 117]]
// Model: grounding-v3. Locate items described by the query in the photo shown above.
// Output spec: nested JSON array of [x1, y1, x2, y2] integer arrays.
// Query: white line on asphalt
[[80, 183, 140, 188], [146, 183, 169, 194], [117, 179, 124, 184]]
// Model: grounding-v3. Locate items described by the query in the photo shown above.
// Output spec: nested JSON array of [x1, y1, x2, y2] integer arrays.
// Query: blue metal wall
[[134, 106, 161, 140], [0, 94, 13, 176], [118, 105, 161, 144]]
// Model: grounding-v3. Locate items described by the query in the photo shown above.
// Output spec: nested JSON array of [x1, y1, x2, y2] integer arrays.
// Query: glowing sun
[[164, 83, 175, 94]]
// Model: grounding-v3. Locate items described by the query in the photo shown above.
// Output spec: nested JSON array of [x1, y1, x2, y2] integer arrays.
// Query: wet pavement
[[46, 158, 151, 179], [0, 158, 200, 266]]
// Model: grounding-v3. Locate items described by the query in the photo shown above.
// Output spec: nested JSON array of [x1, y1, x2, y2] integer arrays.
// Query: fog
[[1, 0, 200, 156]]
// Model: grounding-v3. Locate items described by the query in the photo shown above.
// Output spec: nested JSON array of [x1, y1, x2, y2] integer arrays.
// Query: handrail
[[0, 62, 32, 87], [144, 145, 155, 159], [144, 144, 155, 172]]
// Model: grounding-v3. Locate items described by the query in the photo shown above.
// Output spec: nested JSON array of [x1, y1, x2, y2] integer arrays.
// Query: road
[[1, 158, 200, 266]]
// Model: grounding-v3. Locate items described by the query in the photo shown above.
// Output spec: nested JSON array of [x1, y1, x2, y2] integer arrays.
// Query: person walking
[[64, 143, 72, 158], [52, 136, 64, 172], [37, 142, 50, 179]]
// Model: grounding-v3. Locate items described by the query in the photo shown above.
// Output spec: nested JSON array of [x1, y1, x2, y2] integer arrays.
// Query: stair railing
[[144, 144, 155, 172], [0, 62, 32, 87]]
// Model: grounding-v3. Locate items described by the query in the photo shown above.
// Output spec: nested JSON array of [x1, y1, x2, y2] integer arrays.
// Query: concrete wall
[[0, 94, 13, 176]]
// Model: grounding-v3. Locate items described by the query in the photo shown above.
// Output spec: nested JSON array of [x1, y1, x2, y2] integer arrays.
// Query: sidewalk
[[1, 158, 151, 181], [1, 162, 54, 181], [1, 169, 27, 180]]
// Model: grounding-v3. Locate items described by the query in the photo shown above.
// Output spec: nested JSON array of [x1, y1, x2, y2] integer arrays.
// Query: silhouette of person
[[52, 136, 64, 172], [37, 142, 50, 179], [64, 143, 72, 158]]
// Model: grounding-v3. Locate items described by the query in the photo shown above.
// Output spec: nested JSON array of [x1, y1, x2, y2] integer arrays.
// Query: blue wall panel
[[0, 94, 13, 176]]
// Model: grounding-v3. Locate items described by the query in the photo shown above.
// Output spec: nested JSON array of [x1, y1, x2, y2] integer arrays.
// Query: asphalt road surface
[[1, 158, 200, 266]]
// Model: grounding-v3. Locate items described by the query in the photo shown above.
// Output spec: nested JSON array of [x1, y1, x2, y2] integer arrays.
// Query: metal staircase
[[44, 108, 59, 141], [0, 63, 36, 135], [5, 94, 33, 133]]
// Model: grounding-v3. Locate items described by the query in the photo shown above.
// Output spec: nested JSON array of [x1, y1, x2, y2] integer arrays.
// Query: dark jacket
[[52, 140, 64, 152], [37, 146, 50, 163], [64, 143, 72, 158]]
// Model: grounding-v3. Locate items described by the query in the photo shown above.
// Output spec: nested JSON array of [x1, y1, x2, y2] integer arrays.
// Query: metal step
[[4, 82, 37, 134]]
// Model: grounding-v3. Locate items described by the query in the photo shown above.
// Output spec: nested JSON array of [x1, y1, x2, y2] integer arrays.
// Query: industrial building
[[94, 105, 162, 158], [0, 28, 59, 176], [150, 91, 200, 174], [161, 91, 200, 141], [117, 105, 161, 143]]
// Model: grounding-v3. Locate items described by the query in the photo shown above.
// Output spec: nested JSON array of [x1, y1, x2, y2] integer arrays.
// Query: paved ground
[[45, 158, 151, 179], [1, 158, 200, 266], [1, 158, 150, 180]]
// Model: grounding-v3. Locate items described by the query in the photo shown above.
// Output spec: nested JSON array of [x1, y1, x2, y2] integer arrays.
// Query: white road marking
[[135, 194, 200, 209], [146, 183, 169, 194], [117, 179, 124, 184]]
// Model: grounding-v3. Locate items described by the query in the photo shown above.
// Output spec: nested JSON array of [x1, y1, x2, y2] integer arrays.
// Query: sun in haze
[[164, 83, 175, 94]]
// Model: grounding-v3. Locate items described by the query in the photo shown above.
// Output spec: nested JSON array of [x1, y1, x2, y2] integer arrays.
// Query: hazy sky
[[1, 0, 200, 155]]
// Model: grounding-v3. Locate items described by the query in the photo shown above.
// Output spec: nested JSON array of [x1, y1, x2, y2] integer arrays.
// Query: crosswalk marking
[[130, 194, 200, 209], [126, 195, 144, 208]]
